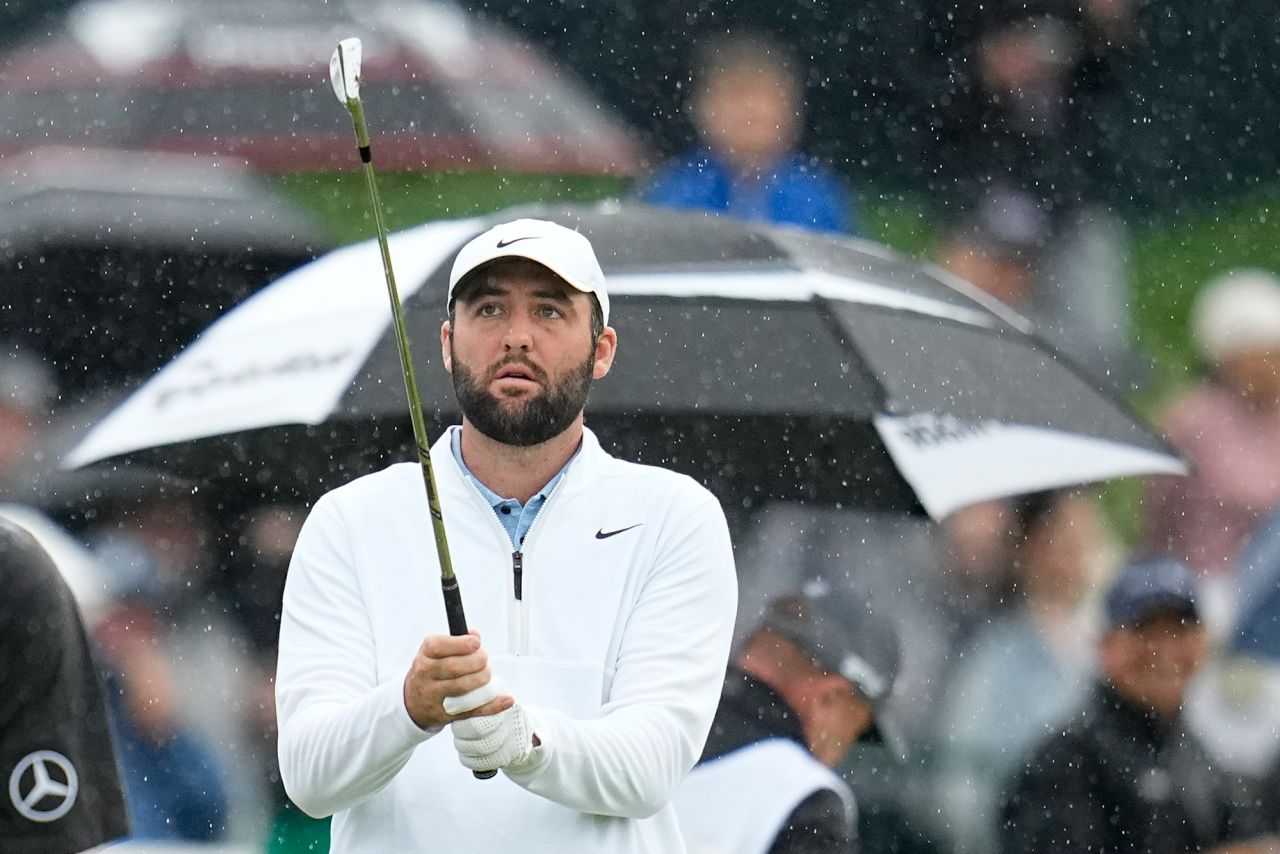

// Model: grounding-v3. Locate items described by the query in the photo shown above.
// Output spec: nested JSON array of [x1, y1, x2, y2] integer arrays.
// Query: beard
[[451, 349, 596, 447]]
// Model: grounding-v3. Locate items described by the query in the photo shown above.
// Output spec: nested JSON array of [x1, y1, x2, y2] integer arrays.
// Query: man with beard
[[275, 218, 738, 853]]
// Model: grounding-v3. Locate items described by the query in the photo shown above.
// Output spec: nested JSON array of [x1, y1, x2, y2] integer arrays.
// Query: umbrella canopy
[[67, 203, 1186, 519], [1, 147, 327, 398], [0, 0, 641, 175]]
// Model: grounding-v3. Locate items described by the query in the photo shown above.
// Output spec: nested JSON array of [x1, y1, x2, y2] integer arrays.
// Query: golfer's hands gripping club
[[403, 631, 516, 779], [452, 703, 539, 775], [403, 631, 512, 731]]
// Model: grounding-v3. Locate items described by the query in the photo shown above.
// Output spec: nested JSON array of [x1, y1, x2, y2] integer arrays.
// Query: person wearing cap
[[1144, 269, 1280, 627], [671, 588, 901, 853], [275, 218, 738, 853], [999, 557, 1280, 854]]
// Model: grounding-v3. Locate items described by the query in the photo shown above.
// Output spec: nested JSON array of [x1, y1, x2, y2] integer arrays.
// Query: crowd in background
[[2, 0, 1279, 851]]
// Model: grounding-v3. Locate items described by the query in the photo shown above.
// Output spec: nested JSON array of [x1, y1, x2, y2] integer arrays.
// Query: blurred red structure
[[0, 0, 643, 175]]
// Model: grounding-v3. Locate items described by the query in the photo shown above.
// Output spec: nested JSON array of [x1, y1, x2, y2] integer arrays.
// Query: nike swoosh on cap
[[596, 524, 642, 539], [496, 236, 540, 248]]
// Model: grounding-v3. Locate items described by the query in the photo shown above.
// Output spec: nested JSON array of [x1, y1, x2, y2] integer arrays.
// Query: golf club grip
[[441, 576, 468, 637], [440, 577, 498, 780]]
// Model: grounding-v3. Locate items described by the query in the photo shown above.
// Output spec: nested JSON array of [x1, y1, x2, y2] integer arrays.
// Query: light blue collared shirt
[[449, 428, 575, 549]]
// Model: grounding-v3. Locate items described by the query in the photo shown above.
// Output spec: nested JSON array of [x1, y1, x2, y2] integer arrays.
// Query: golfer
[[276, 218, 738, 852]]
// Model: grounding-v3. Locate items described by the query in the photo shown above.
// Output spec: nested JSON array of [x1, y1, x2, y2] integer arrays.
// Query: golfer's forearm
[[506, 704, 698, 818], [278, 674, 431, 817]]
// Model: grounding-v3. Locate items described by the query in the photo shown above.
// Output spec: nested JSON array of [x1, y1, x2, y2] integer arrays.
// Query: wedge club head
[[330, 37, 362, 106]]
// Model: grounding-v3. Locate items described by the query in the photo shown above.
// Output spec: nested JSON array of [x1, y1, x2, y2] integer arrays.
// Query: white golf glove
[[451, 704, 537, 773], [443, 675, 507, 716]]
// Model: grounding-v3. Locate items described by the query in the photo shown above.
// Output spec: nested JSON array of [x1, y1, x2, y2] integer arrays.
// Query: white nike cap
[[448, 218, 609, 326]]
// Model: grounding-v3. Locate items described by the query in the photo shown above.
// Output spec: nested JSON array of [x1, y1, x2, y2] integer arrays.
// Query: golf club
[[329, 37, 497, 780]]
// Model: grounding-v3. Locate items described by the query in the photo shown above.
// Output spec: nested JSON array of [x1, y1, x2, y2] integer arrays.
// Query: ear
[[440, 321, 453, 374], [592, 326, 618, 380]]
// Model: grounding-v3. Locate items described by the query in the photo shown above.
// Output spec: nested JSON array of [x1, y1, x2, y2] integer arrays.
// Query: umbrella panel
[[837, 302, 1168, 450], [341, 295, 887, 421], [111, 410, 922, 516]]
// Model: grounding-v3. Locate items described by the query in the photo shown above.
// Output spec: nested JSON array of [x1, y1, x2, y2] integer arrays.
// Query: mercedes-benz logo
[[8, 750, 79, 822]]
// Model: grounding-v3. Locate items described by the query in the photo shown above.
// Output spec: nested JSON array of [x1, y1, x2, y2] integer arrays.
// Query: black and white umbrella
[[67, 203, 1185, 519]]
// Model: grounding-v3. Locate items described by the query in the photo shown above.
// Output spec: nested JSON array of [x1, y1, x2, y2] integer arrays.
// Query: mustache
[[489, 356, 547, 383]]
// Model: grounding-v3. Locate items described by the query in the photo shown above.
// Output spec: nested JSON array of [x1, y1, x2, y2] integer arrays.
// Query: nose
[[501, 315, 533, 352]]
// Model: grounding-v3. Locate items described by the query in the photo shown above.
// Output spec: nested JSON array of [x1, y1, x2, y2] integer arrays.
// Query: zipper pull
[[513, 550, 523, 601]]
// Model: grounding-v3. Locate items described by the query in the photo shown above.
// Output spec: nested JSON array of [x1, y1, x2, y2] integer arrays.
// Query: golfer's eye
[[536, 305, 565, 319], [476, 303, 503, 317]]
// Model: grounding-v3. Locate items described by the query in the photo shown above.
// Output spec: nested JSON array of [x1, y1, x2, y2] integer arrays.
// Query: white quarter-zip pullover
[[277, 427, 738, 852]]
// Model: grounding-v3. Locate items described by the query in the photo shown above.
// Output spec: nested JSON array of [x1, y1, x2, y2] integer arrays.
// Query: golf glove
[[452, 704, 537, 772], [443, 675, 507, 716]]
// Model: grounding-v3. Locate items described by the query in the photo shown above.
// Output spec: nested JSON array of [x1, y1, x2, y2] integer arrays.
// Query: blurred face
[[1217, 347, 1280, 406], [1100, 611, 1207, 719], [694, 65, 799, 174], [1015, 493, 1099, 605], [442, 261, 615, 446], [942, 499, 1015, 588], [935, 238, 1033, 306]]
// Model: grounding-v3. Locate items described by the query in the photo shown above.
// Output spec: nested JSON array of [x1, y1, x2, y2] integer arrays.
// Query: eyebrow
[[462, 281, 575, 304]]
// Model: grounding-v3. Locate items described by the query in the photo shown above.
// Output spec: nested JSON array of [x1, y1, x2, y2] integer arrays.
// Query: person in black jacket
[[1000, 556, 1280, 854], [672, 585, 902, 853], [0, 518, 129, 853]]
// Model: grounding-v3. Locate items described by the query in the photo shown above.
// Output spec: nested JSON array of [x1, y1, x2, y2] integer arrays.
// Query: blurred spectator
[[1000, 556, 1279, 853], [934, 490, 1112, 852], [931, 184, 1137, 387], [1184, 503, 1280, 783], [88, 491, 265, 844], [924, 0, 1143, 387], [0, 517, 129, 853], [927, 0, 1140, 217], [0, 346, 56, 496], [220, 503, 330, 851], [640, 31, 857, 234], [1144, 269, 1280, 630], [731, 505, 975, 852], [673, 586, 900, 853], [932, 499, 1021, 643]]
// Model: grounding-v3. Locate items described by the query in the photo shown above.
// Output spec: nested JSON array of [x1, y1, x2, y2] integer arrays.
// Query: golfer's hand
[[452, 703, 539, 773], [403, 631, 513, 731]]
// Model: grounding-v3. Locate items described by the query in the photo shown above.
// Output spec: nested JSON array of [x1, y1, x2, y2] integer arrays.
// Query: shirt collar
[[448, 426, 577, 507]]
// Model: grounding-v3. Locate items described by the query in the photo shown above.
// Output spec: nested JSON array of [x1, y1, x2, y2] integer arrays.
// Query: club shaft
[[346, 89, 495, 781], [347, 103, 462, 599]]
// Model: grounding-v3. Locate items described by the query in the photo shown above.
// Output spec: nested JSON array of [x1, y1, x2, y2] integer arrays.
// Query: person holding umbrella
[[275, 219, 738, 852]]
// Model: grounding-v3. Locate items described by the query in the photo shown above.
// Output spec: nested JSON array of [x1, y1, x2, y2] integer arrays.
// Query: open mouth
[[492, 360, 542, 388]]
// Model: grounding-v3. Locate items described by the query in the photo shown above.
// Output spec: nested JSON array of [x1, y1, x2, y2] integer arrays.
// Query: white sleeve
[[505, 493, 738, 818], [275, 497, 435, 818]]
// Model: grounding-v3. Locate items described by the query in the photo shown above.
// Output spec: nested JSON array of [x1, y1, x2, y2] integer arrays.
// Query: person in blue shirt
[[640, 32, 857, 235]]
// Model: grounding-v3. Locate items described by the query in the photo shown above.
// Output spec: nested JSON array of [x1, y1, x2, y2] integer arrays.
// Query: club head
[[329, 37, 362, 106]]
